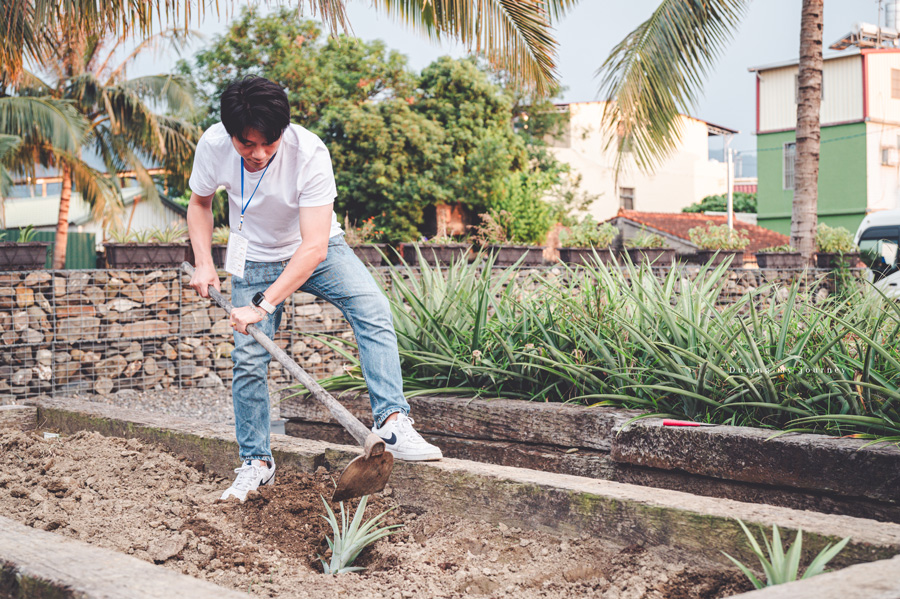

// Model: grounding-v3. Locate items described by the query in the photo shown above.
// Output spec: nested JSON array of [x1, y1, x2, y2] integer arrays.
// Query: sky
[[128, 0, 881, 172]]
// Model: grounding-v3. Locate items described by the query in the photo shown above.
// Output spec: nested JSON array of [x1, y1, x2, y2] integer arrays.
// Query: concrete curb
[[281, 393, 900, 511]]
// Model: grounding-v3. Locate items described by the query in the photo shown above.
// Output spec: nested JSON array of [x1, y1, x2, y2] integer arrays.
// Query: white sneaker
[[372, 413, 443, 461], [220, 459, 276, 501]]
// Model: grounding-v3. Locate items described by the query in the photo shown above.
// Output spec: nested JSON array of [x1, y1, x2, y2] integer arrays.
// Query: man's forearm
[[264, 241, 328, 305], [187, 195, 215, 267]]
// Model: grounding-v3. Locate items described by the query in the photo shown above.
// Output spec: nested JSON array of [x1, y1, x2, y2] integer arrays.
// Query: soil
[[0, 429, 753, 598]]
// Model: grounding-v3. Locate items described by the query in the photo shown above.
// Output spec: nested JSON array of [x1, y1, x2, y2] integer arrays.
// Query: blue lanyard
[[239, 156, 272, 231]]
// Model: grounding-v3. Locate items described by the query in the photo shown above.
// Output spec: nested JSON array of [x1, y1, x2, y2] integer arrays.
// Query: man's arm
[[187, 191, 220, 298], [228, 204, 332, 334], [266, 204, 333, 304]]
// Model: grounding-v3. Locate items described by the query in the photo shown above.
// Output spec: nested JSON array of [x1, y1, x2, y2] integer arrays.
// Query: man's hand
[[189, 263, 221, 299], [230, 305, 264, 335]]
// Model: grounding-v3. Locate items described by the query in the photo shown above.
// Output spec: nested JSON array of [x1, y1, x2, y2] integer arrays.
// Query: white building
[[4, 173, 186, 248], [545, 101, 736, 221]]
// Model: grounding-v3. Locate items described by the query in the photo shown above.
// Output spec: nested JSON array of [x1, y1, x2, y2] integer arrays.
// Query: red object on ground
[[662, 419, 707, 427]]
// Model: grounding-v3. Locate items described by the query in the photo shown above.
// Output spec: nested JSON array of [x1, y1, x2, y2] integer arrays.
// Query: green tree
[[683, 193, 757, 214], [185, 11, 578, 241], [7, 28, 199, 267], [183, 9, 416, 132], [320, 99, 449, 241], [414, 56, 527, 215], [597, 0, 823, 263]]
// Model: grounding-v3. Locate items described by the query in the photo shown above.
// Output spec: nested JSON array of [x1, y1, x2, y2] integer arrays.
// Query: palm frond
[[370, 0, 563, 95], [0, 135, 22, 197], [32, 0, 211, 38], [595, 0, 748, 174], [0, 97, 86, 154], [303, 0, 352, 36], [18, 70, 54, 94], [121, 74, 196, 115]]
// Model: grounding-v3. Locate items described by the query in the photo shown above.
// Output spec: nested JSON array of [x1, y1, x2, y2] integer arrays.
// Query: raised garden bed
[[351, 244, 390, 267], [0, 242, 50, 270], [816, 252, 862, 269], [695, 249, 744, 268], [485, 245, 545, 267], [104, 243, 189, 269], [401, 243, 472, 266], [558, 247, 617, 266], [11, 399, 852, 598], [281, 393, 900, 523], [625, 247, 676, 266], [755, 252, 805, 269]]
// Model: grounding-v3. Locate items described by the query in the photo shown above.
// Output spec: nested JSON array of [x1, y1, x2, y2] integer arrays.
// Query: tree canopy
[[182, 8, 578, 242]]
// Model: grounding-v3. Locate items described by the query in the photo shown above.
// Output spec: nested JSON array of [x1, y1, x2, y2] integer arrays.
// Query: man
[[187, 76, 442, 502]]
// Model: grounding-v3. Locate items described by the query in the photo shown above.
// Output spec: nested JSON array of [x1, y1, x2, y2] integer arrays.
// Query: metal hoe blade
[[332, 433, 394, 502], [181, 262, 394, 502]]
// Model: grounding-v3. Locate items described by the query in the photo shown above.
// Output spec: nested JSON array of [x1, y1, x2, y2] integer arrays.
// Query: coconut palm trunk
[[52, 163, 72, 269], [791, 0, 823, 265]]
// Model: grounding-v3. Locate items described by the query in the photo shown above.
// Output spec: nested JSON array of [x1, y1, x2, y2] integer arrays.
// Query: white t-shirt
[[189, 122, 343, 262]]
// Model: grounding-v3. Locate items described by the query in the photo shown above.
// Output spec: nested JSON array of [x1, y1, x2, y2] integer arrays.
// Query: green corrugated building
[[750, 45, 900, 235]]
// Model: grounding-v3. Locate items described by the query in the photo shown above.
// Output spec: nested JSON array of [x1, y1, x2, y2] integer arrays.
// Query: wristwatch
[[251, 291, 276, 314]]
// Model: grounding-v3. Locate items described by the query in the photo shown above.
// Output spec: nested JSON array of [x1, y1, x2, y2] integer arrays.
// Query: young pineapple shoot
[[319, 495, 402, 575]]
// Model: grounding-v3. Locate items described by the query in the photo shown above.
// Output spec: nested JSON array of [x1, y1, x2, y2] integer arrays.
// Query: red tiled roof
[[609, 209, 789, 255]]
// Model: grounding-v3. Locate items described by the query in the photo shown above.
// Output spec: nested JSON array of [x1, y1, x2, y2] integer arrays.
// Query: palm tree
[[6, 1, 576, 95], [793, 0, 823, 264], [7, 28, 199, 268], [597, 0, 824, 263]]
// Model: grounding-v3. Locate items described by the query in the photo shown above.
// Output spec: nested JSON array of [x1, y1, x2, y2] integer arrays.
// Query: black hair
[[220, 76, 291, 144]]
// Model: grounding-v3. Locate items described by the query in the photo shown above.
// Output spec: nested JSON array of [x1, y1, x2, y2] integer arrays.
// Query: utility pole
[[726, 135, 734, 231]]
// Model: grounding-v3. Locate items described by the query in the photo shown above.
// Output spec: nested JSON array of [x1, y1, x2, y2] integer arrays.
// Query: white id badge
[[225, 232, 249, 278]]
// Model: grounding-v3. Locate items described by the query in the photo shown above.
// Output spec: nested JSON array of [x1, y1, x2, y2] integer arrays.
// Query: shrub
[[211, 226, 230, 245], [343, 215, 382, 246], [625, 230, 666, 249], [816, 224, 857, 254], [472, 211, 510, 246], [688, 222, 750, 250], [559, 218, 618, 248], [758, 244, 796, 253]]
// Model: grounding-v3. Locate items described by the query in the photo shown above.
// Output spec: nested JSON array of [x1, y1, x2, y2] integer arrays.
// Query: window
[[619, 187, 635, 210], [893, 69, 900, 99], [883, 147, 899, 166], [783, 142, 796, 190], [794, 73, 824, 103]]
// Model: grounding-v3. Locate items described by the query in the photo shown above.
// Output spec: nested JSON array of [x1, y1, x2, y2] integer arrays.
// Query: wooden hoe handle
[[181, 262, 374, 448]]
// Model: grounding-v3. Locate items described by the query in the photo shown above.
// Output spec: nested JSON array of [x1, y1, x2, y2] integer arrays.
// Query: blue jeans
[[230, 235, 409, 461]]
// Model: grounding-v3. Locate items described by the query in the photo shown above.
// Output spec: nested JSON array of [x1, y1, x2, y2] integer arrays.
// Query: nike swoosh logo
[[379, 433, 397, 445]]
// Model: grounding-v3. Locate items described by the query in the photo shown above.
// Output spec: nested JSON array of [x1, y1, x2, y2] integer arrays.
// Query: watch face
[[252, 291, 264, 306]]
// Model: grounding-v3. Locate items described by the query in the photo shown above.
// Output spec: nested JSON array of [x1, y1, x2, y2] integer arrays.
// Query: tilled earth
[[0, 429, 752, 598]]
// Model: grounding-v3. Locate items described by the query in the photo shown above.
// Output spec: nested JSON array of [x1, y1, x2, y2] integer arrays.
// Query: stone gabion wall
[[0, 269, 352, 402], [0, 264, 859, 402]]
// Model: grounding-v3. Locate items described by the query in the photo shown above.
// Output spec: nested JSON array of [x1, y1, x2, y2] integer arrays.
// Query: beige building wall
[[757, 54, 863, 132], [866, 121, 900, 212], [547, 102, 729, 221], [866, 52, 900, 125]]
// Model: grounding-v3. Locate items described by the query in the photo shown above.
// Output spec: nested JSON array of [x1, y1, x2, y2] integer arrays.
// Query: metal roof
[[748, 48, 862, 73], [3, 187, 153, 228]]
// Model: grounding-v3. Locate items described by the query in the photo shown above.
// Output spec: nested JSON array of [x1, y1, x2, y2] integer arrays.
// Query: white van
[[854, 209, 900, 297]]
